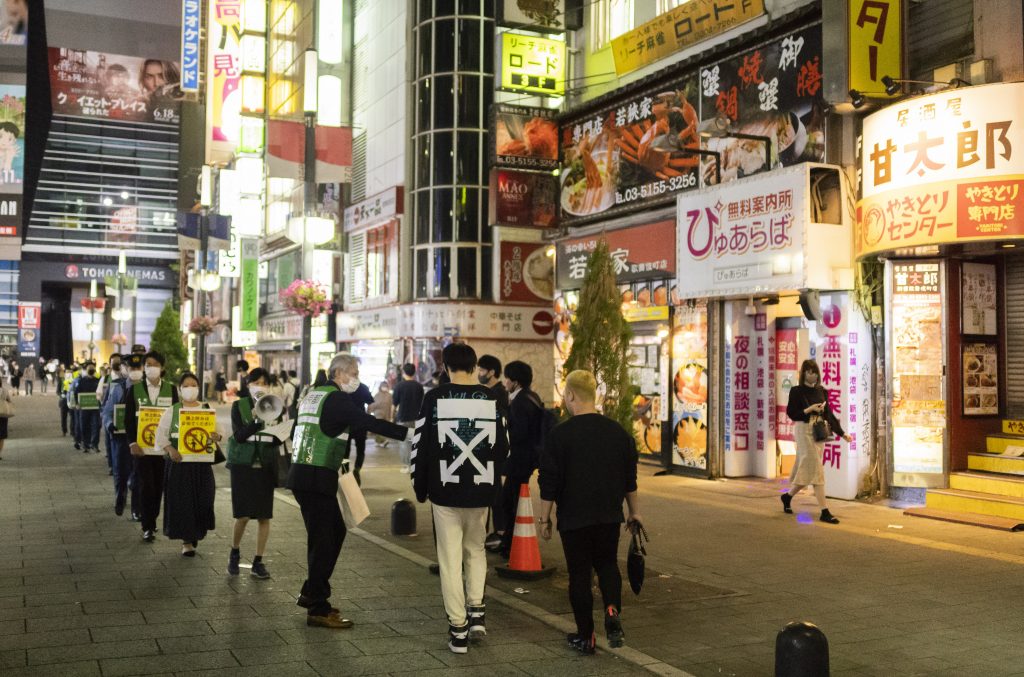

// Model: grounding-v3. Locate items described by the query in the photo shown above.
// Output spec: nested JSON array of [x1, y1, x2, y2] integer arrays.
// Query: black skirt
[[0, 416, 8, 439], [163, 461, 216, 541], [230, 461, 278, 519]]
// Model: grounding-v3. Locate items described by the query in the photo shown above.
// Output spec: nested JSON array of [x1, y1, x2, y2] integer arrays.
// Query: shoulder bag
[[626, 522, 648, 595], [803, 390, 831, 442]]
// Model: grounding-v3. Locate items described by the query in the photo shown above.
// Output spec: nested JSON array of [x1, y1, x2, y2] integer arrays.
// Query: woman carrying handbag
[[781, 359, 852, 524]]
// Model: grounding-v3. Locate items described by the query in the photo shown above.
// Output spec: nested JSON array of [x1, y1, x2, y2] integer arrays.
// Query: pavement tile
[[89, 621, 214, 643], [306, 651, 448, 675], [176, 662, 321, 677], [231, 639, 362, 665], [0, 629, 92, 652], [0, 648, 26, 668], [100, 649, 239, 677], [27, 639, 160, 666], [0, 659, 101, 677]]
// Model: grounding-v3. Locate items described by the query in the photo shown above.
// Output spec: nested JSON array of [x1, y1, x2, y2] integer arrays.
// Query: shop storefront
[[255, 313, 332, 377], [675, 164, 872, 497], [337, 302, 557, 397], [857, 82, 1024, 508], [553, 215, 677, 466]]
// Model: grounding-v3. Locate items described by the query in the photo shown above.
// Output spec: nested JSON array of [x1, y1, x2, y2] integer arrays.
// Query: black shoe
[[74, 442, 81, 450], [448, 623, 469, 654], [820, 509, 840, 524], [484, 532, 502, 549], [780, 493, 793, 514], [604, 606, 624, 648], [251, 561, 271, 579], [227, 550, 240, 576], [467, 604, 486, 637], [128, 512, 141, 523], [297, 594, 313, 609], [114, 497, 125, 516], [142, 530, 155, 542], [567, 632, 596, 655]]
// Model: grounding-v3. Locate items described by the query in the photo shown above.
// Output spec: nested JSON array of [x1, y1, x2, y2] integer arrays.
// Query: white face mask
[[129, 369, 143, 381], [249, 386, 265, 399], [340, 378, 360, 394], [180, 386, 199, 402], [145, 366, 161, 381]]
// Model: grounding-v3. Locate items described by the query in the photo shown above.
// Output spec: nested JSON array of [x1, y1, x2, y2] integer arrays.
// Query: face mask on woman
[[145, 366, 161, 381], [180, 386, 199, 402], [248, 385, 265, 399], [129, 369, 143, 381]]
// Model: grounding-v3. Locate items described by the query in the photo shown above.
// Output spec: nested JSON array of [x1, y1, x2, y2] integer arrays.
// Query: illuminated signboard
[[849, 0, 902, 97], [180, 0, 201, 92], [499, 31, 565, 96]]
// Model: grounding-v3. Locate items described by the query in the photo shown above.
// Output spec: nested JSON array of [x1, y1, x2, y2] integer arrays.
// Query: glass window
[[434, 19, 455, 72], [457, 247, 478, 298], [416, 134, 432, 189], [433, 132, 454, 186], [456, 75, 480, 128], [457, 19, 480, 71], [432, 189, 454, 242], [454, 187, 479, 242], [482, 75, 494, 105], [417, 24, 432, 78], [417, 78, 431, 132], [455, 132, 480, 185], [433, 74, 454, 128], [415, 190, 431, 243], [459, 0, 480, 15], [436, 0, 455, 16], [481, 245, 492, 301], [482, 21, 495, 74], [416, 249, 429, 298], [433, 247, 452, 298]]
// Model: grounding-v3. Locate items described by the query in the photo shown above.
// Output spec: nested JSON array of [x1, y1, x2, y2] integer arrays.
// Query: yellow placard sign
[[178, 408, 219, 463], [611, 0, 765, 76], [137, 406, 164, 455], [500, 31, 565, 96], [1004, 420, 1024, 436], [849, 0, 902, 96], [623, 305, 670, 323]]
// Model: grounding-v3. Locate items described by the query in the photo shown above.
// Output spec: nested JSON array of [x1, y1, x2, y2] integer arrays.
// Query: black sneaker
[[227, 550, 240, 576], [820, 509, 840, 524], [604, 606, 624, 648], [467, 604, 486, 637], [780, 493, 793, 514], [448, 623, 469, 654], [567, 632, 596, 655], [251, 561, 271, 579], [74, 442, 81, 450], [141, 530, 155, 542], [484, 532, 502, 549]]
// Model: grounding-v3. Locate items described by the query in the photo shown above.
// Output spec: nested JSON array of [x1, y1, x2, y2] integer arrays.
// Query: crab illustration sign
[[436, 399, 498, 486]]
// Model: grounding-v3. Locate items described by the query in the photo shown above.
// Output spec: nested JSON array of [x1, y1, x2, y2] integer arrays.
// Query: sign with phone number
[[617, 174, 699, 204]]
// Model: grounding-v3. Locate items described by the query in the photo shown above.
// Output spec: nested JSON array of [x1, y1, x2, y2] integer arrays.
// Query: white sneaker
[[399, 465, 411, 474]]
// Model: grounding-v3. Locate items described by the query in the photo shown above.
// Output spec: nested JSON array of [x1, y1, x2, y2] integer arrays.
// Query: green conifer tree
[[149, 300, 188, 381], [563, 240, 635, 431]]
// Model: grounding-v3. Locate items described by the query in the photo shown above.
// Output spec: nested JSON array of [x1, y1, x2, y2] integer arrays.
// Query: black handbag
[[626, 523, 648, 596], [803, 391, 831, 442]]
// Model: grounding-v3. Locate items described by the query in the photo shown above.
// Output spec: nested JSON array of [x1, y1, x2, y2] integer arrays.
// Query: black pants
[[499, 474, 531, 552], [58, 399, 68, 434], [135, 455, 165, 532], [293, 488, 346, 616], [559, 523, 623, 637], [346, 432, 366, 484]]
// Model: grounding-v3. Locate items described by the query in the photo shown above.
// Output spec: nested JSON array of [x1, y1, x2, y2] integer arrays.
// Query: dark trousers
[[70, 408, 81, 443], [79, 410, 100, 449], [58, 399, 68, 434], [499, 474, 531, 552], [560, 523, 623, 637], [110, 434, 134, 511], [135, 455, 166, 532], [346, 432, 366, 484], [24, 380, 32, 395], [293, 488, 346, 616]]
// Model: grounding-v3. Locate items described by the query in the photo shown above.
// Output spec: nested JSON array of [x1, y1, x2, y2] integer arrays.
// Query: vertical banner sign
[[180, 0, 202, 93], [207, 0, 242, 161], [240, 238, 259, 332], [849, 0, 901, 96], [775, 328, 798, 443], [0, 84, 25, 236], [672, 302, 709, 470], [17, 302, 41, 358]]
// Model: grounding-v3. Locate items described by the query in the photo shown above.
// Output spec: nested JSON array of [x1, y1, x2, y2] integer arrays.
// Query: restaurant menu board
[[963, 343, 999, 416], [558, 24, 824, 227], [629, 341, 663, 458], [890, 262, 945, 476], [961, 262, 997, 335], [672, 303, 709, 470], [490, 104, 559, 171]]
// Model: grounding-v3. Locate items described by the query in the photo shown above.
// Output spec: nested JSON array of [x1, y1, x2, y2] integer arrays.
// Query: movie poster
[[0, 0, 26, 46], [48, 48, 181, 124], [0, 84, 25, 236]]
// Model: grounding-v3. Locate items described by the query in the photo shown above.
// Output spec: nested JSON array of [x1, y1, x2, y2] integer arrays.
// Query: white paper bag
[[338, 467, 370, 528]]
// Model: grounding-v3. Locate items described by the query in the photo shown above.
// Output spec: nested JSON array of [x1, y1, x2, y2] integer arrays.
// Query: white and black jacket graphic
[[411, 384, 509, 508]]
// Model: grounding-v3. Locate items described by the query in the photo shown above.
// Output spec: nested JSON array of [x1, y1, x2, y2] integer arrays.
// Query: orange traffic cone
[[495, 483, 555, 580]]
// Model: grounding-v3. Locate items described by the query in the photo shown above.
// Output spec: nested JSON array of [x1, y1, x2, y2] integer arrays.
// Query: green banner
[[78, 392, 99, 410], [240, 238, 259, 332]]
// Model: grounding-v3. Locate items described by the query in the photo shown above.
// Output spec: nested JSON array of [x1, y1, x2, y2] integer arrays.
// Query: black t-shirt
[[538, 413, 638, 532], [392, 378, 425, 423]]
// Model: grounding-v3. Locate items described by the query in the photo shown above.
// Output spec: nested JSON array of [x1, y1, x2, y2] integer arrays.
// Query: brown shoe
[[307, 612, 353, 629]]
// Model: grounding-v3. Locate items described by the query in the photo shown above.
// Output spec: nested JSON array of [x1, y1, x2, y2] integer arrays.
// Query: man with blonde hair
[[538, 369, 641, 655]]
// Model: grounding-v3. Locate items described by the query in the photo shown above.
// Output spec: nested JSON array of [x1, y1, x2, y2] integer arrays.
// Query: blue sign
[[180, 0, 202, 93], [176, 212, 232, 251], [17, 328, 39, 358]]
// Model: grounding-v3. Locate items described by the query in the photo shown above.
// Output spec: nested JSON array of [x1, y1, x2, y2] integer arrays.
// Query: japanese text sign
[[177, 408, 218, 462], [556, 219, 676, 288], [497, 0, 567, 34], [207, 0, 242, 161], [849, 0, 902, 95], [499, 32, 565, 96], [858, 82, 1024, 256], [676, 165, 806, 298], [138, 407, 165, 455], [240, 238, 259, 332], [611, 0, 765, 77], [491, 104, 559, 171], [180, 0, 202, 92], [48, 48, 181, 124], [499, 241, 554, 304]]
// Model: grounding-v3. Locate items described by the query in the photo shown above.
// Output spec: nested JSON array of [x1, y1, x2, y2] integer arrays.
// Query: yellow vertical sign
[[178, 409, 219, 463], [849, 0, 902, 95]]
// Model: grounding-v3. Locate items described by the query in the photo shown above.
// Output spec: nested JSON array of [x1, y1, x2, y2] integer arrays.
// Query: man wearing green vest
[[287, 353, 408, 629], [124, 350, 178, 542]]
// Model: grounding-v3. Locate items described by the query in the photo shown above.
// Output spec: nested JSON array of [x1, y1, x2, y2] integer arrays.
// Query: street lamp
[[299, 46, 319, 390], [88, 280, 98, 361], [193, 165, 221, 396]]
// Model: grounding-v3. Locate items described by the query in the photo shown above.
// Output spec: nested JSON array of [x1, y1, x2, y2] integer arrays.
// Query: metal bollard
[[775, 621, 829, 677], [391, 498, 417, 535]]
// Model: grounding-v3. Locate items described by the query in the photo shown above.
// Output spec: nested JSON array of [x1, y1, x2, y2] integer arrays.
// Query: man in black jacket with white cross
[[412, 342, 509, 655]]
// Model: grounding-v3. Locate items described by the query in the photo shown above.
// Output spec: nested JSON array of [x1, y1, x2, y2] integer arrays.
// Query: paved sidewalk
[[0, 397, 648, 677]]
